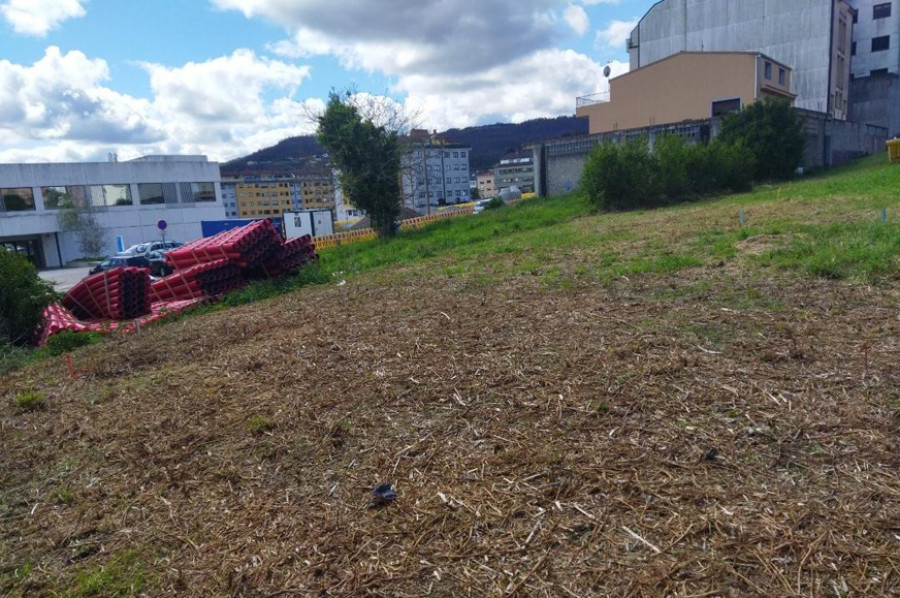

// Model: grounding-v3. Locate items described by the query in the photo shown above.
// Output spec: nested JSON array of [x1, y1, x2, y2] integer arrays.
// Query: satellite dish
[[603, 65, 612, 78]]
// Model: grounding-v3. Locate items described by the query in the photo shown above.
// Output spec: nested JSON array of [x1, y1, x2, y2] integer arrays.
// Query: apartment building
[[0, 155, 224, 268], [476, 170, 496, 198], [494, 151, 535, 193], [401, 141, 472, 210], [229, 177, 293, 219], [299, 172, 336, 211], [626, 0, 854, 119]]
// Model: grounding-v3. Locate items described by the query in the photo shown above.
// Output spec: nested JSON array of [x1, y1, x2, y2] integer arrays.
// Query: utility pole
[[421, 140, 430, 215]]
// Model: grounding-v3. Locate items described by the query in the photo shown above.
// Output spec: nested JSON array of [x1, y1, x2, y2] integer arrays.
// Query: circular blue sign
[[157, 219, 168, 231]]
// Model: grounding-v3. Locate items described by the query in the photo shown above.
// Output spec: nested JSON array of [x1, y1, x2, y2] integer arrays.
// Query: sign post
[[157, 219, 168, 244]]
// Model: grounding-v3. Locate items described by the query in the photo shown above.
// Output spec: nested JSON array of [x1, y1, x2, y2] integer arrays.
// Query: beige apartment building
[[576, 52, 795, 135], [299, 173, 336, 211], [476, 171, 495, 198], [235, 179, 292, 219]]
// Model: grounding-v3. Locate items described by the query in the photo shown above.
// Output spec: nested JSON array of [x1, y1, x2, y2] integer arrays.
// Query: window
[[872, 36, 890, 52], [764, 62, 772, 80], [88, 184, 132, 207], [138, 183, 165, 205], [852, 41, 857, 56], [192, 182, 216, 202], [711, 98, 741, 117], [1, 187, 35, 212], [871, 68, 890, 75], [460, 151, 466, 158], [778, 68, 786, 85], [853, 8, 859, 23], [42, 185, 87, 209], [874, 3, 892, 19]]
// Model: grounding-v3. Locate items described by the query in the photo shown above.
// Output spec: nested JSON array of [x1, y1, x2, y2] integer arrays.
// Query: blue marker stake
[[739, 210, 746, 227], [883, 208, 888, 222]]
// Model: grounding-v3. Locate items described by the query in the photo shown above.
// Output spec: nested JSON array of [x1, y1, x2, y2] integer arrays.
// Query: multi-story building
[[476, 170, 496, 198], [221, 177, 239, 218], [848, 0, 900, 134], [299, 172, 336, 211], [626, 0, 854, 119], [576, 52, 795, 134], [494, 151, 535, 193], [231, 177, 293, 219], [401, 141, 472, 210], [0, 155, 225, 268]]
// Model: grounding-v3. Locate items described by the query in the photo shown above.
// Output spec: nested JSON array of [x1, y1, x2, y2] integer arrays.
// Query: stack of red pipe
[[150, 259, 244, 302], [36, 303, 93, 345], [164, 219, 282, 270], [62, 267, 150, 321]]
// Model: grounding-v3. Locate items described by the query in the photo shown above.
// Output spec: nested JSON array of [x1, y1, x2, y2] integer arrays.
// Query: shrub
[[581, 137, 659, 210], [44, 330, 102, 356], [13, 391, 45, 411], [484, 197, 505, 211], [719, 98, 804, 181], [0, 250, 56, 346], [582, 135, 756, 210]]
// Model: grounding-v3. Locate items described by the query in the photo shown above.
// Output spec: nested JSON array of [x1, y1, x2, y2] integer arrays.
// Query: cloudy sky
[[0, 0, 652, 163]]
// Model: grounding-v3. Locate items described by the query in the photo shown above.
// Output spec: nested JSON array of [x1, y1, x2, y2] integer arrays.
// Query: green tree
[[0, 249, 55, 346], [57, 193, 106, 258], [316, 92, 403, 238], [719, 98, 805, 181], [471, 186, 482, 201]]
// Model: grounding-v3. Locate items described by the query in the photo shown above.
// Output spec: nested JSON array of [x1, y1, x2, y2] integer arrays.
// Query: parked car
[[146, 250, 174, 277], [116, 241, 182, 257], [473, 199, 493, 214], [88, 255, 151, 275]]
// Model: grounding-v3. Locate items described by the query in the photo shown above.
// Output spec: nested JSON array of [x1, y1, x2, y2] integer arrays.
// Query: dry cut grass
[[2, 267, 900, 597]]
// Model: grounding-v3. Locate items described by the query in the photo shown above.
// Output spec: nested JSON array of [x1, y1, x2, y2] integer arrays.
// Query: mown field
[[2, 156, 899, 597]]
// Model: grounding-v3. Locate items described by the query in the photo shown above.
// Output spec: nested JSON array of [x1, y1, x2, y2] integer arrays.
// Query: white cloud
[[595, 18, 638, 51], [398, 52, 629, 131], [0, 47, 320, 162], [564, 4, 589, 36], [1, 0, 86, 36]]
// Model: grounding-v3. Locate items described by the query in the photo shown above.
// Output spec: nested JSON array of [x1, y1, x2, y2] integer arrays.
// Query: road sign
[[157, 220, 168, 231]]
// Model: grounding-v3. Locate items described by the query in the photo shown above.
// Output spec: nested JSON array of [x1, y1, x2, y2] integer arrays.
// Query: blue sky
[[0, 0, 654, 162]]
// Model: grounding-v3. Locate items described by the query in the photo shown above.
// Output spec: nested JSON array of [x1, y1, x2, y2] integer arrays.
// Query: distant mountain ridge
[[223, 115, 588, 175]]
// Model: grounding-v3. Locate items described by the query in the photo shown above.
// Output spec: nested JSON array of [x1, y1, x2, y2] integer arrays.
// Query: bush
[[484, 197, 505, 211], [581, 135, 756, 210], [44, 330, 102, 356], [581, 137, 659, 210], [0, 250, 56, 346], [719, 98, 804, 181]]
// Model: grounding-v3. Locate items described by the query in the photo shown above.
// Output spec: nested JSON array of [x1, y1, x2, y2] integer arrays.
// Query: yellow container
[[888, 139, 900, 164]]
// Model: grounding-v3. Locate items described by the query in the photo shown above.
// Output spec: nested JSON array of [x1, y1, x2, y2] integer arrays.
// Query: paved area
[[39, 267, 92, 293]]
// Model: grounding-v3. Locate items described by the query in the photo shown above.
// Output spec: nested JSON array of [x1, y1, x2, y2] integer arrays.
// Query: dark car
[[147, 250, 174, 277], [88, 255, 151, 275], [116, 241, 182, 257]]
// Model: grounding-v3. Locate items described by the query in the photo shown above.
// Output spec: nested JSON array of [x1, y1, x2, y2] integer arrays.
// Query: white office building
[[850, 1, 899, 76], [0, 155, 226, 269]]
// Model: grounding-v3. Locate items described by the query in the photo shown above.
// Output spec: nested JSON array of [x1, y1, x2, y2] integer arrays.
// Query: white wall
[[0, 158, 226, 267], [849, 0, 900, 76]]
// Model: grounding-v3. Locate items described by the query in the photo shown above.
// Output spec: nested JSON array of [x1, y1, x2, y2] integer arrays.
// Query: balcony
[[575, 92, 610, 108]]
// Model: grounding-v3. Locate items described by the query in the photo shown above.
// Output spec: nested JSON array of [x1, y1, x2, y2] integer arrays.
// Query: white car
[[473, 199, 494, 214]]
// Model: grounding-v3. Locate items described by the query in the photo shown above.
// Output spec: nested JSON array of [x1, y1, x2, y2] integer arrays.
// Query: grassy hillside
[[2, 156, 900, 597]]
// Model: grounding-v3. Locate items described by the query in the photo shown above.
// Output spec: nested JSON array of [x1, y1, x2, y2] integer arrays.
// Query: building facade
[[848, 0, 900, 134], [494, 151, 535, 193], [0, 155, 225, 268], [299, 172, 336, 211], [577, 52, 794, 134], [401, 143, 472, 210], [230, 177, 293, 219], [476, 170, 496, 198], [627, 0, 854, 119]]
